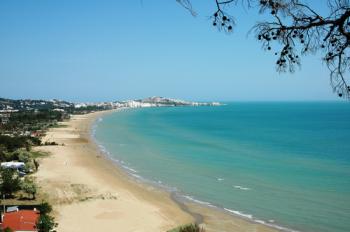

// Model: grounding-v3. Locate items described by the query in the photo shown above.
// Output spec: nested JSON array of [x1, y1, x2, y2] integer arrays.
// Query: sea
[[93, 102, 350, 232]]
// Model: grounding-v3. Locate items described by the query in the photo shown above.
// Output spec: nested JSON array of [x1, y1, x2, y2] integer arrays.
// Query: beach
[[34, 110, 280, 232]]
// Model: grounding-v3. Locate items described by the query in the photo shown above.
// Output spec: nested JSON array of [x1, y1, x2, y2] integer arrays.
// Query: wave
[[90, 114, 298, 232], [224, 208, 253, 219], [233, 185, 251, 191], [122, 165, 138, 173], [181, 195, 298, 232], [131, 173, 141, 179], [183, 195, 213, 207], [223, 208, 299, 232]]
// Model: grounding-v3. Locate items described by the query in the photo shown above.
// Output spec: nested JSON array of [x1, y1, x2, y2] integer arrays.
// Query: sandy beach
[[34, 110, 279, 232]]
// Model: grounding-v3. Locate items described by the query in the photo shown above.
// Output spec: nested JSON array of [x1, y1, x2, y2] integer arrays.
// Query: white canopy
[[1, 161, 25, 169]]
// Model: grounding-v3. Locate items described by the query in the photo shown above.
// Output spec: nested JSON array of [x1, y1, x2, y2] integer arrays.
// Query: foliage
[[43, 141, 58, 146], [0, 109, 66, 134], [0, 168, 21, 197], [2, 228, 13, 232], [24, 161, 35, 173], [178, 0, 350, 98], [0, 149, 36, 163], [38, 202, 53, 215], [0, 136, 30, 152], [36, 202, 58, 232], [17, 150, 31, 163], [0, 136, 41, 153], [21, 177, 37, 199], [36, 214, 57, 232], [178, 224, 205, 232]]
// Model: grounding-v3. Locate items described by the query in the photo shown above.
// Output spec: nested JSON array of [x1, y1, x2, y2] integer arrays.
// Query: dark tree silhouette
[[177, 0, 350, 98]]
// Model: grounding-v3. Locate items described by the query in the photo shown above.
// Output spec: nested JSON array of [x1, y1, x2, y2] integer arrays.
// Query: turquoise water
[[94, 102, 350, 232]]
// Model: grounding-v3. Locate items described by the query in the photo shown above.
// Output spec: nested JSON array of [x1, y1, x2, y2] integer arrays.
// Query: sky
[[0, 0, 340, 102]]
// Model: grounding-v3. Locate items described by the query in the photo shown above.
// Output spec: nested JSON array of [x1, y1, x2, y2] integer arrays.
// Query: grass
[[30, 151, 49, 158]]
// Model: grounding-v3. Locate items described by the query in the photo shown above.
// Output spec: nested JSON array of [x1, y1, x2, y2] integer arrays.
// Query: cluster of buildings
[[0, 113, 10, 125], [0, 98, 74, 112], [74, 96, 222, 109], [1, 96, 222, 127]]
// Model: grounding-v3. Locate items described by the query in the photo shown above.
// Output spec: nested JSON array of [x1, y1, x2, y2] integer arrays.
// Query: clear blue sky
[[0, 0, 337, 102]]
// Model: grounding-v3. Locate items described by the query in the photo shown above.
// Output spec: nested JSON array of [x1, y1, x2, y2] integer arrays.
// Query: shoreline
[[35, 110, 282, 232], [35, 110, 193, 232]]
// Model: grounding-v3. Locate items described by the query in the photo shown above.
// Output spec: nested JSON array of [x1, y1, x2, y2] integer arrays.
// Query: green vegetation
[[0, 148, 44, 163], [0, 135, 41, 153], [2, 227, 13, 232], [169, 224, 205, 232], [21, 177, 37, 199], [30, 151, 49, 159], [1, 110, 66, 133], [0, 147, 46, 200], [36, 202, 58, 232], [0, 168, 21, 197]]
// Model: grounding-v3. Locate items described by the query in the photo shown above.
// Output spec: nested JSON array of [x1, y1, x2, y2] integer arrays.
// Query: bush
[[0, 136, 41, 152], [18, 150, 31, 163], [24, 162, 35, 173], [36, 214, 57, 232], [0, 168, 21, 197], [36, 202, 58, 232], [21, 177, 37, 199], [3, 227, 13, 232], [179, 224, 204, 232], [38, 202, 53, 215], [44, 141, 58, 146]]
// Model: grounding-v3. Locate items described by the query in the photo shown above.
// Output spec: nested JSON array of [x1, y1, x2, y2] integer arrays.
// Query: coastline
[[35, 110, 281, 232]]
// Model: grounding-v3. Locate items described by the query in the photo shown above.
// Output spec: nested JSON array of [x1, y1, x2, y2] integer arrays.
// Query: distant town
[[0, 96, 221, 113]]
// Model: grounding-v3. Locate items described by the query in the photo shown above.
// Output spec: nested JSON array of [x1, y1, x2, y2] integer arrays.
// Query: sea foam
[[233, 185, 251, 191]]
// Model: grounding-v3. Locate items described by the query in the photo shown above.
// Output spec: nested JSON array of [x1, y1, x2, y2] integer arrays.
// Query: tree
[[21, 177, 37, 199], [38, 202, 53, 215], [0, 168, 21, 197], [36, 214, 57, 232], [36, 202, 58, 232], [177, 0, 350, 98]]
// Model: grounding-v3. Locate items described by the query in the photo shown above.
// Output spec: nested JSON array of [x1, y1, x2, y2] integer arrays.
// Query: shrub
[[3, 227, 13, 232], [0, 168, 21, 197], [18, 150, 31, 163], [36, 202, 58, 232], [21, 177, 37, 199], [179, 224, 204, 232], [38, 202, 53, 215]]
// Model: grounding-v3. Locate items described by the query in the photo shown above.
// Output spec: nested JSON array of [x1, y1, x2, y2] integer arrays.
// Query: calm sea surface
[[94, 102, 350, 232]]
